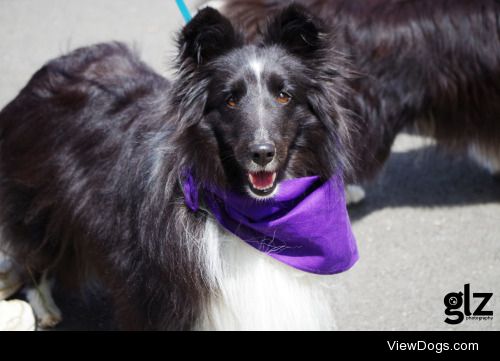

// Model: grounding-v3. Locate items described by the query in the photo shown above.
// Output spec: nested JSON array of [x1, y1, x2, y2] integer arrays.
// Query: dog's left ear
[[178, 7, 242, 66], [263, 4, 326, 58]]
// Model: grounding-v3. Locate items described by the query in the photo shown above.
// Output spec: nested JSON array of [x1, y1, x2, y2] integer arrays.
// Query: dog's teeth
[[248, 172, 277, 191]]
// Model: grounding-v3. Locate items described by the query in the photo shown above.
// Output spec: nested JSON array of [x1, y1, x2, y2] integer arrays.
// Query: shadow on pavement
[[349, 145, 500, 222]]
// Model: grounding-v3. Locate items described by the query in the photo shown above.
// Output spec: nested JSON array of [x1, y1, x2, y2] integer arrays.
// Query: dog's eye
[[226, 96, 238, 108], [276, 91, 292, 105]]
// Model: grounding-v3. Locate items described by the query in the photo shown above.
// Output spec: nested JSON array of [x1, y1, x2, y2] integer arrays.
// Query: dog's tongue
[[249, 172, 275, 190]]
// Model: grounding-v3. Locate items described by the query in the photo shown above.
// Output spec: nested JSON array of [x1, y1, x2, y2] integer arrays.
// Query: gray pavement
[[1, 0, 499, 330]]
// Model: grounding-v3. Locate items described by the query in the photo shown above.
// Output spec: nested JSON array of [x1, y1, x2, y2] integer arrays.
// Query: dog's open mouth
[[248, 171, 277, 197]]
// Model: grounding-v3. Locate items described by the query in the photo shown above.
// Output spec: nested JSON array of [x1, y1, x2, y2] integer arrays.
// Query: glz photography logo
[[444, 284, 493, 325]]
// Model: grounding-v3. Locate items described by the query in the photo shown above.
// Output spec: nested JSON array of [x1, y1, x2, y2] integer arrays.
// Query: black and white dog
[[222, 0, 500, 189], [0, 6, 354, 330]]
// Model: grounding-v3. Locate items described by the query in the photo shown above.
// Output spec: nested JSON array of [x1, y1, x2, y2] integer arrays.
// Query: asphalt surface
[[1, 0, 499, 330]]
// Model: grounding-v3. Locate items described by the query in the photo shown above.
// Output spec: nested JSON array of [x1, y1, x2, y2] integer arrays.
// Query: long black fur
[[0, 41, 211, 330], [223, 0, 500, 180], [0, 6, 354, 330]]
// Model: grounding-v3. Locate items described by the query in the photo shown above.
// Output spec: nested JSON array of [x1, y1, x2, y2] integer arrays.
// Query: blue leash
[[176, 0, 192, 23]]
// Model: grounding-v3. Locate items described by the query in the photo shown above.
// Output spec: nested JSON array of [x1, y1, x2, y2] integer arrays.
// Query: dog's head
[[172, 5, 353, 199]]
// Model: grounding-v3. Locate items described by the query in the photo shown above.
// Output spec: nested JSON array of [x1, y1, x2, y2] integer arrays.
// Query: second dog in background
[[222, 0, 500, 192]]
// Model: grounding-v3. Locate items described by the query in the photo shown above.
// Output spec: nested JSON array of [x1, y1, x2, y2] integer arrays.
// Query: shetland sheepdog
[[0, 6, 354, 330]]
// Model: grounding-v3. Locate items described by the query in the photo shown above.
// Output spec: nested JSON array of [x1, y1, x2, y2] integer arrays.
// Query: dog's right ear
[[262, 5, 327, 59], [177, 7, 242, 66]]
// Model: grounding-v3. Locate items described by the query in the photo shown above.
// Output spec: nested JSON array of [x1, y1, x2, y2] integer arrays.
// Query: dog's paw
[[37, 308, 63, 329], [345, 184, 366, 205], [24, 273, 63, 329], [468, 144, 500, 176]]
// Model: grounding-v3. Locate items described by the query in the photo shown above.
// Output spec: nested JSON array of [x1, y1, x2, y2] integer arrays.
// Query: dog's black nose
[[250, 143, 276, 166]]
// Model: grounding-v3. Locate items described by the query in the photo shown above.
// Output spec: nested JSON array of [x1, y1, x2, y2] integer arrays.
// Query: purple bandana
[[183, 173, 358, 275]]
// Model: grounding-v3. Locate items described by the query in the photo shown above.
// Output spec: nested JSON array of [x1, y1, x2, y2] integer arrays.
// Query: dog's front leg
[[24, 271, 62, 329]]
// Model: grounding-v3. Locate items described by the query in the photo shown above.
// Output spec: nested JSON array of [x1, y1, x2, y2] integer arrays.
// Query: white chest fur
[[196, 217, 338, 331]]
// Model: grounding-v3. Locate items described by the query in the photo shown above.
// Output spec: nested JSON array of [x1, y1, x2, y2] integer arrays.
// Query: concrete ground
[[0, 0, 499, 330]]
